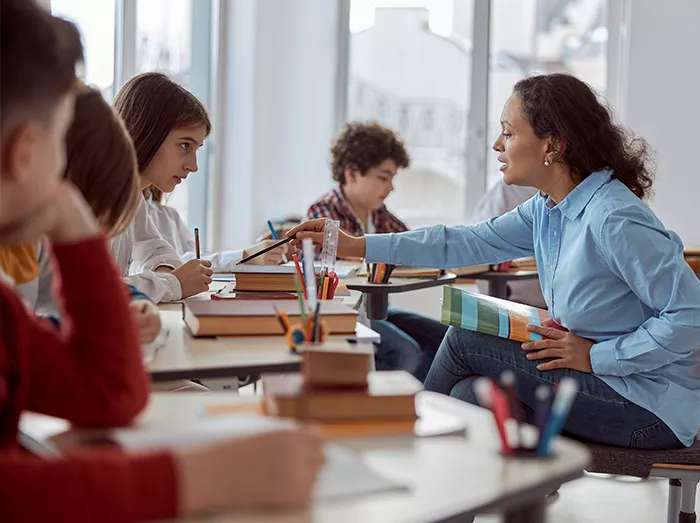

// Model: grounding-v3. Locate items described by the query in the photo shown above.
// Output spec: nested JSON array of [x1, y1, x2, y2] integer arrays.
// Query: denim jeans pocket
[[629, 420, 680, 450]]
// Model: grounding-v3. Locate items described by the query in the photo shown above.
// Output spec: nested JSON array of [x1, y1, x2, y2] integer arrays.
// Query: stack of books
[[183, 299, 357, 337], [263, 348, 421, 423]]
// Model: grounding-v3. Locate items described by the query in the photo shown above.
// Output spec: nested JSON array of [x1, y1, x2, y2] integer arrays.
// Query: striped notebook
[[441, 286, 550, 342]]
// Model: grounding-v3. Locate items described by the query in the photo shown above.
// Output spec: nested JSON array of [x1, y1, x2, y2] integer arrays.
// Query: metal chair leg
[[669, 479, 682, 523], [679, 478, 698, 523]]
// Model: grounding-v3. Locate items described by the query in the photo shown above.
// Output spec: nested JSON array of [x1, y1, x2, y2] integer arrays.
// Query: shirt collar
[[547, 169, 613, 220]]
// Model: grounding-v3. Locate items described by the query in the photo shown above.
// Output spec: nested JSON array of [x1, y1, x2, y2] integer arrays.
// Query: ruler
[[319, 219, 340, 272]]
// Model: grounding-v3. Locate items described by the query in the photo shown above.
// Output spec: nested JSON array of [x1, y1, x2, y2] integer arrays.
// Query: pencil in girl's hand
[[194, 228, 201, 259]]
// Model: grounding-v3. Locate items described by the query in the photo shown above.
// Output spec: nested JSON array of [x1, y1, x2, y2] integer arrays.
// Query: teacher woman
[[289, 73, 700, 449]]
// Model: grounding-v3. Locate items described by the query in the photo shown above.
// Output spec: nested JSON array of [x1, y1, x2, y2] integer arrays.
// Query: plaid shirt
[[307, 188, 408, 236]]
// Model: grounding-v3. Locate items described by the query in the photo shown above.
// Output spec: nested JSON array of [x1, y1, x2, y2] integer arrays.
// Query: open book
[[441, 286, 550, 342]]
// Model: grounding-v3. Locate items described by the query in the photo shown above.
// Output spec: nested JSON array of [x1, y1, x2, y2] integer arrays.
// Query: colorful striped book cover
[[441, 286, 550, 342]]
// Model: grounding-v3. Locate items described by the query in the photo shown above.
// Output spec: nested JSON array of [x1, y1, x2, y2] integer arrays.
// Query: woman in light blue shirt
[[290, 73, 700, 449]]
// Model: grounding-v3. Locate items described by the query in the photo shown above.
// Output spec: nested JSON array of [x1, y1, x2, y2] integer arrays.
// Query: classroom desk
[[345, 273, 457, 320], [462, 270, 540, 301], [147, 310, 378, 382], [19, 390, 589, 523]]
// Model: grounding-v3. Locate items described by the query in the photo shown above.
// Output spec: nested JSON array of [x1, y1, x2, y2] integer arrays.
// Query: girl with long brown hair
[[291, 73, 700, 450], [113, 72, 287, 271]]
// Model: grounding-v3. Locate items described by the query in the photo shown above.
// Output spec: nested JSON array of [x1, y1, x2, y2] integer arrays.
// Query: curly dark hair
[[331, 121, 410, 185], [513, 73, 654, 200]]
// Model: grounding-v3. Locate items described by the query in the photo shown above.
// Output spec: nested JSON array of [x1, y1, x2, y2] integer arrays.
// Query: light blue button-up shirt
[[366, 170, 700, 446]]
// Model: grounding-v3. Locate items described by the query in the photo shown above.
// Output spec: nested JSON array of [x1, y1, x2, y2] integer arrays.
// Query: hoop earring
[[544, 161, 550, 166]]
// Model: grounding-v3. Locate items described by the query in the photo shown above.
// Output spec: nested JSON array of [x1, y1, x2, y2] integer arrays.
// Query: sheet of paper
[[112, 414, 406, 501], [113, 414, 296, 451], [315, 444, 408, 500]]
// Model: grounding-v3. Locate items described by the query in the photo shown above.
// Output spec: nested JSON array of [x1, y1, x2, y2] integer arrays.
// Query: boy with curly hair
[[307, 121, 447, 380]]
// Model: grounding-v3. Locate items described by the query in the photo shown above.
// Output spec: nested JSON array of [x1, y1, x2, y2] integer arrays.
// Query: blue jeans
[[371, 308, 449, 381], [424, 327, 683, 449]]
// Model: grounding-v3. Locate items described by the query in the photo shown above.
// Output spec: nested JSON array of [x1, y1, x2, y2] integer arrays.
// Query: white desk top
[[145, 310, 377, 381], [20, 391, 589, 523]]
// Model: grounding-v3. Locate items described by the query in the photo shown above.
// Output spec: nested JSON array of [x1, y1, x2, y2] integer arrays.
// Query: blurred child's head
[[64, 85, 139, 236], [113, 72, 211, 204], [0, 0, 83, 242], [331, 122, 410, 212]]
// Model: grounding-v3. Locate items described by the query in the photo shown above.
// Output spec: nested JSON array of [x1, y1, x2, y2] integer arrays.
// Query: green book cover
[[441, 286, 550, 343]]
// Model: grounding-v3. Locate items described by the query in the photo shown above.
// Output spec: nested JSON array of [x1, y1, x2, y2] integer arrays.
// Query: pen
[[267, 220, 288, 263], [490, 381, 514, 455], [474, 378, 512, 455], [535, 384, 552, 448], [500, 370, 523, 448], [537, 378, 578, 457], [313, 301, 321, 342], [194, 227, 201, 259]]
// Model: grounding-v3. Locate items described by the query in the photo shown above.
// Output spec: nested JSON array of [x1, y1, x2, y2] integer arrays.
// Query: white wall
[[624, 0, 700, 248], [214, 0, 342, 250]]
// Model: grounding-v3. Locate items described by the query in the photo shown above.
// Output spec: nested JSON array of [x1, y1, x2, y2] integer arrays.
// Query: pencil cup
[[502, 446, 553, 459], [365, 293, 389, 320]]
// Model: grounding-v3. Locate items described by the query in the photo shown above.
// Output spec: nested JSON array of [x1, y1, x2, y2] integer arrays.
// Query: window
[[346, 0, 610, 224], [488, 0, 608, 186], [51, 0, 116, 99], [135, 0, 214, 232], [347, 0, 475, 228]]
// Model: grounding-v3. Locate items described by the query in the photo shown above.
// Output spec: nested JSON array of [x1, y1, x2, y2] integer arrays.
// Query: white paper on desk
[[112, 414, 406, 501], [142, 328, 170, 365], [315, 444, 407, 500], [113, 414, 297, 451]]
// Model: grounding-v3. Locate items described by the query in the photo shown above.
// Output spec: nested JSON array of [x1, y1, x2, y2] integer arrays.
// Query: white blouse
[[144, 198, 244, 272], [110, 195, 183, 303]]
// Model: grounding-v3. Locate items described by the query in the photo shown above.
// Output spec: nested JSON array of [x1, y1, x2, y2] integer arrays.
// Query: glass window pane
[[488, 0, 608, 187], [135, 0, 210, 230], [347, 0, 474, 228], [51, 0, 116, 98]]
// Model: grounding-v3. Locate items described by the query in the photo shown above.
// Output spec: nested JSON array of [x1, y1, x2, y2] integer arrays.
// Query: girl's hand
[[177, 429, 325, 514], [129, 299, 161, 343], [286, 219, 365, 259], [521, 324, 594, 373], [172, 259, 213, 298]]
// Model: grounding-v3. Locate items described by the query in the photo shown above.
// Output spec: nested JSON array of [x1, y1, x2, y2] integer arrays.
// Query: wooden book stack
[[233, 265, 301, 292], [262, 347, 422, 422], [183, 299, 357, 337]]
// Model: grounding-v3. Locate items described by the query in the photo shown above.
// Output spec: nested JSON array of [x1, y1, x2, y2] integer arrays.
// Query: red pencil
[[292, 253, 307, 299], [490, 381, 514, 455]]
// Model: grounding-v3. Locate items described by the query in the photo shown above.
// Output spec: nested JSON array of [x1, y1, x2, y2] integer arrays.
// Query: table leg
[[488, 279, 509, 300], [503, 498, 545, 523]]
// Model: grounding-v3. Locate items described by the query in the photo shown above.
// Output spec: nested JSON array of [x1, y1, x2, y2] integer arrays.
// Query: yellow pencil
[[321, 276, 330, 300]]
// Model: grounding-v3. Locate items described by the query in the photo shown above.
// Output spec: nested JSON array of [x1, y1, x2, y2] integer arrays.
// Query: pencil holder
[[501, 447, 553, 459], [365, 292, 389, 320]]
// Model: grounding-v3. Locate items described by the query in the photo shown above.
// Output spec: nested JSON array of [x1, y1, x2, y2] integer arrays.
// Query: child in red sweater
[[0, 1, 324, 522]]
